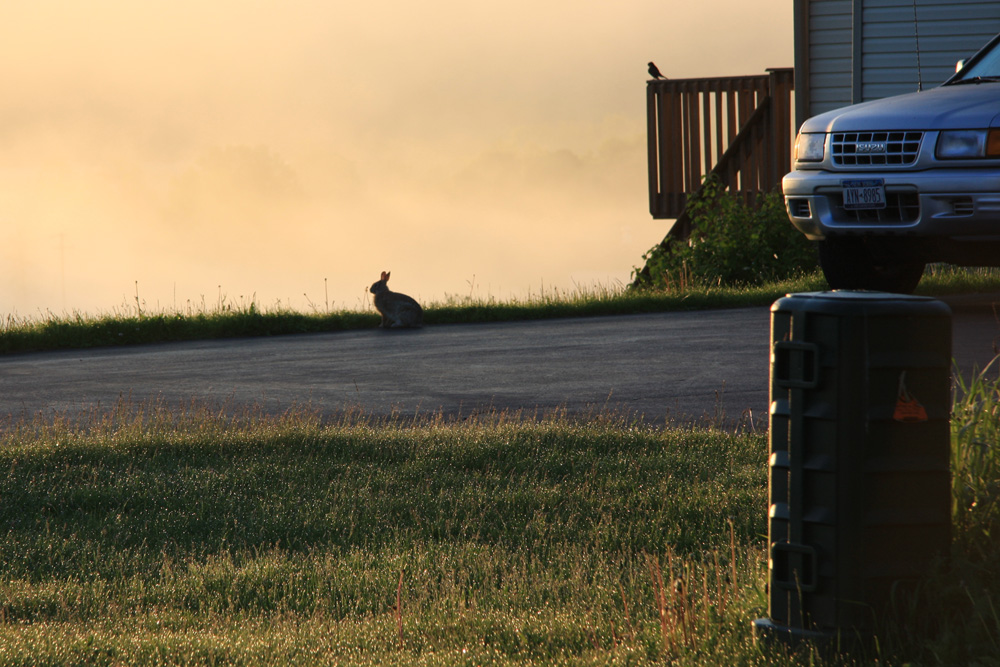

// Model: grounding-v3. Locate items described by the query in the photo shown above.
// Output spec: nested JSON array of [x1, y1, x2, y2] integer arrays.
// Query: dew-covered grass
[[0, 382, 996, 665]]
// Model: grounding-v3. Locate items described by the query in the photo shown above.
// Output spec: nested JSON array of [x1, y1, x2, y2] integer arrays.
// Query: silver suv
[[783, 33, 1000, 293]]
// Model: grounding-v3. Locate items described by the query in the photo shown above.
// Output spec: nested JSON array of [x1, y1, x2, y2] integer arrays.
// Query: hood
[[800, 82, 1000, 132]]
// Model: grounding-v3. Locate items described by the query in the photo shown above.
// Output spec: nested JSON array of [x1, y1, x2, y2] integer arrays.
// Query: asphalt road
[[1, 293, 998, 426]]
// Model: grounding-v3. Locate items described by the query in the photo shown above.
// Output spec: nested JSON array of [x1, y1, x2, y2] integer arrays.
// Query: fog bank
[[0, 1, 791, 316]]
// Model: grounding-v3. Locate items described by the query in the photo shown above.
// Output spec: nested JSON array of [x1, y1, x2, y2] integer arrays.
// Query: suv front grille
[[832, 131, 923, 166]]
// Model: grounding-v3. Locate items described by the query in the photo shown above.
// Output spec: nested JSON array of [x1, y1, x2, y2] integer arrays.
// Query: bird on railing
[[648, 62, 666, 79]]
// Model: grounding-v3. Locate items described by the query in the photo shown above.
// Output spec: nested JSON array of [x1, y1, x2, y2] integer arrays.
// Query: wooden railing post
[[646, 83, 660, 217], [767, 67, 795, 191]]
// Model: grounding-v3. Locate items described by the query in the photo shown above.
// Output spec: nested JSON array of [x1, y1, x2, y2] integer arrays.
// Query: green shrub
[[634, 177, 817, 290]]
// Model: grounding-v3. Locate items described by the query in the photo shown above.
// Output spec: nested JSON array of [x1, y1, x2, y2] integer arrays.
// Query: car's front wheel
[[818, 238, 925, 294]]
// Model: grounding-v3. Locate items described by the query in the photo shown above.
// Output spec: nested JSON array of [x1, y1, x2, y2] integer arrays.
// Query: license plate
[[842, 179, 886, 210]]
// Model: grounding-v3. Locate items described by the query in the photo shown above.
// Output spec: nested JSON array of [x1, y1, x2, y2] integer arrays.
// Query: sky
[[0, 0, 792, 317]]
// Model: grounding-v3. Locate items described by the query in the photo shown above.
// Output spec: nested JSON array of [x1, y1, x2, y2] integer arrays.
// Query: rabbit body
[[370, 271, 423, 328]]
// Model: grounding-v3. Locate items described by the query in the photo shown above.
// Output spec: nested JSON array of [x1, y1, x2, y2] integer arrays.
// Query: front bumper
[[782, 168, 1000, 240]]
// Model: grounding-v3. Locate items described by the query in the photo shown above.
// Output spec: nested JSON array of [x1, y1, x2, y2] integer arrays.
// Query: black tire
[[818, 238, 925, 294]]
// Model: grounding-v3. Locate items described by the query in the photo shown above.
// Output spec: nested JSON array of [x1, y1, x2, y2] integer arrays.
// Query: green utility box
[[754, 291, 952, 644]]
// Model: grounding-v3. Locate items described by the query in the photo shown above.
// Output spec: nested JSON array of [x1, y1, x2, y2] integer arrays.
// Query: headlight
[[794, 133, 826, 162], [936, 129, 1000, 158]]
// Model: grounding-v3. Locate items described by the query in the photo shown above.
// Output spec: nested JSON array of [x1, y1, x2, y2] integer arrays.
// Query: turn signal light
[[987, 129, 1000, 158]]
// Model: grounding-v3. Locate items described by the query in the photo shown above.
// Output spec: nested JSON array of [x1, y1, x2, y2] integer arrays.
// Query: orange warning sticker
[[894, 397, 929, 422], [894, 372, 929, 422]]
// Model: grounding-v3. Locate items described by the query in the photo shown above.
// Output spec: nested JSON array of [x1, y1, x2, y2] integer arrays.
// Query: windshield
[[952, 37, 1000, 82]]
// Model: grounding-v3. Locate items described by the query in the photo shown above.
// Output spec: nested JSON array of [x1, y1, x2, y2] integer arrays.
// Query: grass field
[[0, 403, 770, 666], [0, 383, 996, 665]]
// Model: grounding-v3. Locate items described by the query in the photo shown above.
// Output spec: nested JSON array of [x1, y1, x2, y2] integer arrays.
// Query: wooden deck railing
[[647, 67, 795, 239]]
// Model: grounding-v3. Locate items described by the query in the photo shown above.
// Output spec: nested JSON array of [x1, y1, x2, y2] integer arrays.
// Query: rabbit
[[369, 271, 424, 328]]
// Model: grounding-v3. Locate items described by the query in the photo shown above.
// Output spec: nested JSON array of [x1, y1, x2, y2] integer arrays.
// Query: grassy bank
[[0, 364, 996, 665], [2, 274, 828, 354], [3, 266, 1000, 354]]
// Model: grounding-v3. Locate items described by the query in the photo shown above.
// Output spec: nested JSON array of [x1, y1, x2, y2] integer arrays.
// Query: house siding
[[861, 0, 1000, 100], [805, 0, 854, 116], [798, 0, 1000, 122]]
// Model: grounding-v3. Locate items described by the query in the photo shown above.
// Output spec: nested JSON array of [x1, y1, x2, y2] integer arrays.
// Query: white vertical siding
[[807, 0, 855, 115], [801, 0, 1000, 118], [860, 0, 1000, 100]]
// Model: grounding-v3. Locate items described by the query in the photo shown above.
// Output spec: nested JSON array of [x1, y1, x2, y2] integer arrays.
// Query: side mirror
[[956, 59, 966, 73]]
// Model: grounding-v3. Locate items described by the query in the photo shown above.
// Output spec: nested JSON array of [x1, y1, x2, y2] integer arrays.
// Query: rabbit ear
[[380, 271, 389, 281]]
